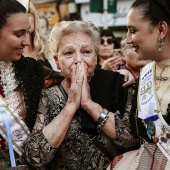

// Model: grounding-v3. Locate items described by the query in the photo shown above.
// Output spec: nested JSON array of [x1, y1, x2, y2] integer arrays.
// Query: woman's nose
[[103, 40, 108, 46], [22, 33, 30, 46], [74, 52, 82, 64], [126, 32, 132, 44]]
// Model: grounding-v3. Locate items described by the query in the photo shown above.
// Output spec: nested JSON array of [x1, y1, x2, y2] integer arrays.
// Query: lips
[[127, 44, 138, 51], [16, 48, 23, 54], [103, 49, 110, 52]]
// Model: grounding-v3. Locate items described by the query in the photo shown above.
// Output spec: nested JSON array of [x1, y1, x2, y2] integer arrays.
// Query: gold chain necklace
[[155, 66, 169, 90]]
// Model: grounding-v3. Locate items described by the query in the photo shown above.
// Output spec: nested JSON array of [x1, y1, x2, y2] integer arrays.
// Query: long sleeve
[[113, 87, 140, 150], [24, 87, 65, 167]]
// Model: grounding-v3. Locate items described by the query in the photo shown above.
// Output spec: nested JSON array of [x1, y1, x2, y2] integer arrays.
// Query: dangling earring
[[157, 37, 164, 53]]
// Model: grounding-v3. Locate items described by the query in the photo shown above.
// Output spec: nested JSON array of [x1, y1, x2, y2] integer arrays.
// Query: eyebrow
[[15, 25, 31, 32], [127, 25, 135, 29]]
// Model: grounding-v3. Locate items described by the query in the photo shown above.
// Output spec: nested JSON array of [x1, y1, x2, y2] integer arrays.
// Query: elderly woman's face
[[56, 32, 97, 80]]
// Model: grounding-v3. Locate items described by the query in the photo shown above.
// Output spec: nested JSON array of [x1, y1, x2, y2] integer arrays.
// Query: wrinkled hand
[[67, 63, 83, 110], [80, 63, 92, 110], [117, 69, 135, 87]]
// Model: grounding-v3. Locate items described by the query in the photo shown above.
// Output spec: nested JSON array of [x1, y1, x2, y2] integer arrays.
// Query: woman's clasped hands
[[68, 62, 92, 112]]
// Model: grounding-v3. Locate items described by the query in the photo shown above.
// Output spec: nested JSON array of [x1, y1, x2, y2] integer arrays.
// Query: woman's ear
[[158, 21, 168, 37], [53, 55, 61, 70]]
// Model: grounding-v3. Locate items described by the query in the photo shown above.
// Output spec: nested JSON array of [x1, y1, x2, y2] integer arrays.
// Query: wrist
[[96, 108, 109, 133], [81, 100, 93, 111], [65, 101, 79, 114]]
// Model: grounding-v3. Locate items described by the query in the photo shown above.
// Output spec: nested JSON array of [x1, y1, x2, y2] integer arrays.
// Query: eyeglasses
[[100, 38, 113, 45]]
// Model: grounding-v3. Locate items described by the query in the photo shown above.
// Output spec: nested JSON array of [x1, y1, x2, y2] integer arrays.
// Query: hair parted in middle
[[0, 0, 27, 31], [50, 20, 100, 55]]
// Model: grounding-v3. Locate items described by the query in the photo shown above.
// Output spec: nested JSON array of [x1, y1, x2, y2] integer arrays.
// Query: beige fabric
[[155, 59, 170, 115], [108, 143, 170, 170], [107, 145, 144, 170]]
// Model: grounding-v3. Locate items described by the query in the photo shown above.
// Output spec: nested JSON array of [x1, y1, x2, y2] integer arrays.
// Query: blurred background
[[32, 0, 133, 43]]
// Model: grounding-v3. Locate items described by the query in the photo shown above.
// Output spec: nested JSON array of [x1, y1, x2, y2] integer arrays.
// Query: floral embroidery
[[0, 61, 21, 115]]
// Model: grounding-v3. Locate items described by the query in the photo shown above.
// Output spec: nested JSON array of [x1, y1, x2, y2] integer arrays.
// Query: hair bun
[[150, 0, 170, 24]]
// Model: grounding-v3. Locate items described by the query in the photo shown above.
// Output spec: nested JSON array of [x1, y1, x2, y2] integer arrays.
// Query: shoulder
[[13, 56, 44, 91], [13, 56, 43, 70], [41, 86, 57, 96], [40, 86, 66, 111], [41, 86, 63, 100], [13, 56, 44, 80]]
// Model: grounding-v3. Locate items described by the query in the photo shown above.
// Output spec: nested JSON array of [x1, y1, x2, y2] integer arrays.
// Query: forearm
[[83, 101, 116, 138], [43, 102, 77, 147]]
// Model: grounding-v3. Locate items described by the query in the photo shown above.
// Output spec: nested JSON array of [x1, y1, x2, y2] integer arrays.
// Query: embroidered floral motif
[[0, 57, 44, 169], [0, 61, 21, 114]]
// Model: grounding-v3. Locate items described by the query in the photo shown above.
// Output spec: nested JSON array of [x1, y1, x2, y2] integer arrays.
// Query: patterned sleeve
[[24, 88, 65, 167], [113, 87, 140, 150]]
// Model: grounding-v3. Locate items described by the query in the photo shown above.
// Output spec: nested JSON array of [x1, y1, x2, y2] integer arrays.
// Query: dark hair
[[0, 0, 27, 31], [99, 29, 120, 48], [131, 0, 170, 26]]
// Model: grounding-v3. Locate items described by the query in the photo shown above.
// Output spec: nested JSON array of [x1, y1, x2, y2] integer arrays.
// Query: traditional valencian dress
[[107, 59, 170, 170], [0, 57, 44, 169]]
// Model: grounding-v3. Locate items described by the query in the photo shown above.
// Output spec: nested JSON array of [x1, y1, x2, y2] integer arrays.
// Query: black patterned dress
[[24, 69, 139, 170]]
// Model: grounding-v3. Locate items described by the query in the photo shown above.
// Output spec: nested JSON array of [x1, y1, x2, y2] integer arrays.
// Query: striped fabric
[[0, 88, 27, 169], [107, 143, 170, 170]]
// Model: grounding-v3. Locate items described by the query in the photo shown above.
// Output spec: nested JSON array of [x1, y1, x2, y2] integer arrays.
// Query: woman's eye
[[16, 32, 24, 37], [130, 29, 136, 34], [65, 51, 73, 56], [83, 50, 91, 54]]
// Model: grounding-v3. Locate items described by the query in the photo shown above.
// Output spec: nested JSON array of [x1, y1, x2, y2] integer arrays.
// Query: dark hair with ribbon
[[0, 0, 27, 31], [130, 0, 170, 26]]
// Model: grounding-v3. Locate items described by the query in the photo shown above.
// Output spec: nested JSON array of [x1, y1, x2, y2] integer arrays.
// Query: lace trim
[[0, 61, 21, 113]]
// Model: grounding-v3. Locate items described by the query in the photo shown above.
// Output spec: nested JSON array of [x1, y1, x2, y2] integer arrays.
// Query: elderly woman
[[24, 21, 139, 169]]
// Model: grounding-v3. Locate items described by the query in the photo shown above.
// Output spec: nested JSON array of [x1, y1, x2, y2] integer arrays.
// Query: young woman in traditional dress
[[0, 0, 44, 169], [107, 0, 170, 169]]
